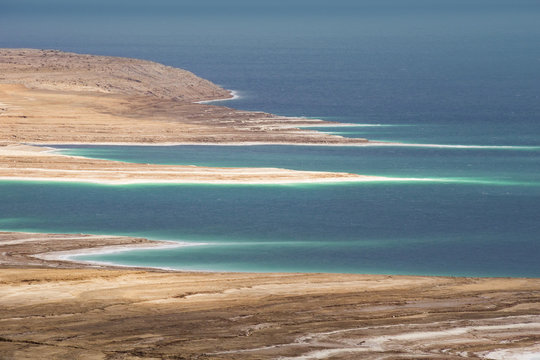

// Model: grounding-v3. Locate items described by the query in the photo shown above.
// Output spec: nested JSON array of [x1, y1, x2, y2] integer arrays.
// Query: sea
[[1, 0, 539, 277]]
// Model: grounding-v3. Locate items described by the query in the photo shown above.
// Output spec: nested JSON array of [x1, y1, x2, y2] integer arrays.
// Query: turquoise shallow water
[[55, 143, 540, 186], [16, 141, 534, 276], [1, 177, 539, 276]]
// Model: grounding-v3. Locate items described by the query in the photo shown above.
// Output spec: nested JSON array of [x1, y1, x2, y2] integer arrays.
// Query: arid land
[[1, 49, 539, 359], [1, 231, 540, 360], [0, 49, 365, 146], [0, 143, 374, 184], [0, 48, 372, 184]]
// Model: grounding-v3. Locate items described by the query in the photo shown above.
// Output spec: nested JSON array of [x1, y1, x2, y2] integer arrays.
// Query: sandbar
[[0, 143, 379, 184]]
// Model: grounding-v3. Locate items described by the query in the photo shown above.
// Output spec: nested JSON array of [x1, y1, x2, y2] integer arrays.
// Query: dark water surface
[[1, 0, 539, 275], [1, 181, 539, 276]]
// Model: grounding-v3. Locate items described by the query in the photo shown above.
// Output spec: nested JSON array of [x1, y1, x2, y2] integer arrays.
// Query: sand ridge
[[0, 143, 378, 184]]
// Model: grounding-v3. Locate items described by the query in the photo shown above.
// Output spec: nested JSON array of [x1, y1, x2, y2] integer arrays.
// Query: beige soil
[[0, 232, 539, 359], [0, 49, 366, 146], [0, 143, 376, 184]]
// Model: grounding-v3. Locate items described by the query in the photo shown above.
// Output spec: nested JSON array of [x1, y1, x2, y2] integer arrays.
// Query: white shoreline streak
[[194, 90, 240, 104], [28, 141, 539, 150], [33, 238, 206, 270], [366, 142, 540, 150], [299, 123, 402, 127], [0, 175, 441, 185]]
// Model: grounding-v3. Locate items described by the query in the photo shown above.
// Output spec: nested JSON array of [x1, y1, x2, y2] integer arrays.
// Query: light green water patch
[[300, 124, 408, 128], [49, 145, 540, 187], [0, 218, 43, 229], [323, 131, 374, 135], [2, 180, 539, 276], [300, 132, 540, 150], [70, 238, 430, 268], [3, 176, 533, 188], [53, 148, 139, 164], [303, 121, 540, 149], [430, 177, 540, 186], [73, 234, 540, 276], [366, 143, 540, 151], [1, 174, 538, 189]]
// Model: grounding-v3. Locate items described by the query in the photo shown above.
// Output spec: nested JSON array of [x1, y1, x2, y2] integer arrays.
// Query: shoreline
[[0, 143, 444, 185], [194, 89, 240, 104], [2, 231, 540, 359], [32, 237, 540, 278], [35, 238, 205, 272], [0, 175, 437, 185], [0, 52, 368, 147], [0, 231, 163, 270], [2, 230, 539, 279], [29, 140, 540, 150], [0, 143, 376, 185]]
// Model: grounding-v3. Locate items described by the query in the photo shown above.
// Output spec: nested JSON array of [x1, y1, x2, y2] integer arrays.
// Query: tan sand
[[0, 143, 380, 184], [0, 49, 366, 146]]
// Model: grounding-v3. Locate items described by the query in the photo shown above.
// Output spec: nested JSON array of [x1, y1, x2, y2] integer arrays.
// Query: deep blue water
[[1, 181, 539, 276], [1, 0, 539, 276], [3, 0, 540, 133]]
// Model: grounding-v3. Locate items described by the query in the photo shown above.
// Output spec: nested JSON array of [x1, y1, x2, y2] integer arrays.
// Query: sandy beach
[[1, 49, 540, 359], [0, 143, 378, 184]]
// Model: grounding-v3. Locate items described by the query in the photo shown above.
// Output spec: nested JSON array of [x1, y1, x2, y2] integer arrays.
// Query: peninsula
[[0, 48, 371, 184], [0, 49, 364, 146]]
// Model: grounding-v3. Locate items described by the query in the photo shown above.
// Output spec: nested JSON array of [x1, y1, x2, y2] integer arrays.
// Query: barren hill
[[0, 48, 230, 102]]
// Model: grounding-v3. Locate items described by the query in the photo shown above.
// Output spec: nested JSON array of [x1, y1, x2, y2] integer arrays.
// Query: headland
[[0, 49, 366, 146], [0, 48, 370, 184]]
